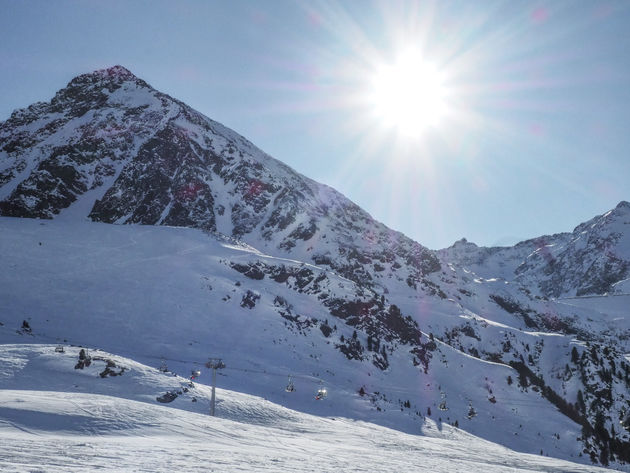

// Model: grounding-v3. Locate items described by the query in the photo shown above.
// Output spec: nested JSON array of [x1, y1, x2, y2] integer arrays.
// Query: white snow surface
[[1, 216, 627, 471], [0, 344, 614, 473]]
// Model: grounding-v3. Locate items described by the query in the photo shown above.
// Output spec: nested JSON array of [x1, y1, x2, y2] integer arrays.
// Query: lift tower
[[205, 358, 225, 416]]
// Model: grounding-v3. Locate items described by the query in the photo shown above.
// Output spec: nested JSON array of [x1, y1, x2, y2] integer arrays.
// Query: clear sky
[[1, 0, 629, 249]]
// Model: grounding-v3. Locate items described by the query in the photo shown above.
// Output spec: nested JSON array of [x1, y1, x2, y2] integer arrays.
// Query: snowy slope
[[1, 217, 629, 470], [0, 344, 616, 473]]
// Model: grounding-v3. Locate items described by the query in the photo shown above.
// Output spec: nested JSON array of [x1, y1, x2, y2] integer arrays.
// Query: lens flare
[[369, 51, 448, 137]]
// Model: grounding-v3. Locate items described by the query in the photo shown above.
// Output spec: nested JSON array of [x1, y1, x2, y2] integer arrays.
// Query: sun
[[369, 51, 448, 137]]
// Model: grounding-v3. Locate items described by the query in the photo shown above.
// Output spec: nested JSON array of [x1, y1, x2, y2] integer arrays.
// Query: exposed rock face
[[525, 201, 630, 297], [0, 66, 171, 219]]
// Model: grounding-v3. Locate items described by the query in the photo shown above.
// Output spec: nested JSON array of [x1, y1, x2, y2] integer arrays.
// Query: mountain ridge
[[440, 200, 630, 298], [0, 65, 440, 292]]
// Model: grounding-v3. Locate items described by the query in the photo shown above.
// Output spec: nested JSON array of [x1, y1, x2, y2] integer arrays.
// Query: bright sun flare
[[370, 52, 447, 137]]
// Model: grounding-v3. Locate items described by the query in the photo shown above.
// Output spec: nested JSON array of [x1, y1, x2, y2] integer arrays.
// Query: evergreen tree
[[571, 346, 579, 364], [577, 390, 586, 413]]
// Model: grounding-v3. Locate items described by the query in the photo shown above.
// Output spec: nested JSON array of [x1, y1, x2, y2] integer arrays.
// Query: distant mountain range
[[1, 66, 629, 470]]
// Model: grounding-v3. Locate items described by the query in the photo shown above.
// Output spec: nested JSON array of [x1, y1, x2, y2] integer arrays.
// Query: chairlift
[[54, 345, 65, 353], [438, 392, 448, 411], [205, 359, 225, 370], [315, 388, 328, 400], [467, 403, 477, 419], [191, 369, 201, 380], [285, 375, 295, 392], [159, 360, 168, 372]]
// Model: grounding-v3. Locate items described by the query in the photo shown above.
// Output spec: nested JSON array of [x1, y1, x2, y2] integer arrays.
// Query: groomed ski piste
[[0, 344, 613, 473], [0, 216, 624, 472]]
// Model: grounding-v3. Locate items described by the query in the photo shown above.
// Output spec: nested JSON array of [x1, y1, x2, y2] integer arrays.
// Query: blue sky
[[1, 0, 629, 249]]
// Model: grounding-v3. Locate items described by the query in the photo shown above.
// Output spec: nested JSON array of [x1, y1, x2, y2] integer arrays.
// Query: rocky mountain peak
[[0, 66, 440, 290], [63, 65, 147, 90], [572, 200, 630, 236], [450, 237, 477, 248], [90, 65, 137, 80], [47, 65, 153, 118], [614, 200, 630, 215]]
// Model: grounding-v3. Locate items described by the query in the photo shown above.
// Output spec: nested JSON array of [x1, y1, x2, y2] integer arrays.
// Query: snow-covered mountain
[[440, 201, 630, 298], [1, 66, 629, 471], [0, 65, 438, 291]]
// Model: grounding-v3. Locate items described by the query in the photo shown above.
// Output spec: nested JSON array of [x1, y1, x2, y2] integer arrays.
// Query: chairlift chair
[[438, 391, 449, 411], [205, 359, 225, 369], [285, 375, 295, 392], [315, 388, 328, 400]]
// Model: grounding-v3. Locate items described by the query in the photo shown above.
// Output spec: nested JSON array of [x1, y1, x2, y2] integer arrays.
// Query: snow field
[[0, 344, 615, 473], [0, 216, 626, 470]]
